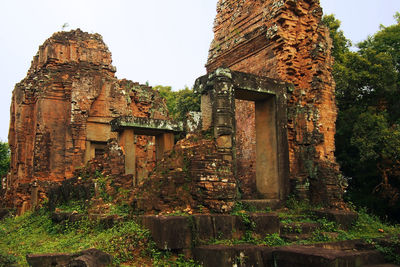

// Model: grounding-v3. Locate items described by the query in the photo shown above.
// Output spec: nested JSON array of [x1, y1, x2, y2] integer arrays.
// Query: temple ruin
[[204, 0, 343, 206], [2, 0, 346, 214], [3, 30, 180, 212]]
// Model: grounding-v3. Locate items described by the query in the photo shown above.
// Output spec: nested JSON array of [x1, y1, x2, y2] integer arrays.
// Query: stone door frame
[[110, 116, 183, 184], [195, 68, 291, 202]]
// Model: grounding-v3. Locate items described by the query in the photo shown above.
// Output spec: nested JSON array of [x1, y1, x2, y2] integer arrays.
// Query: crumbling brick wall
[[207, 0, 343, 205], [132, 133, 237, 213], [5, 29, 170, 211]]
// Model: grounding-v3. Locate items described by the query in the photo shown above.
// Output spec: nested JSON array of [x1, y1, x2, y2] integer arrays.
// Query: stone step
[[140, 213, 280, 250], [241, 199, 282, 211], [313, 209, 358, 230], [193, 244, 388, 267], [275, 246, 385, 267], [280, 233, 313, 242], [280, 222, 320, 235], [364, 264, 400, 267]]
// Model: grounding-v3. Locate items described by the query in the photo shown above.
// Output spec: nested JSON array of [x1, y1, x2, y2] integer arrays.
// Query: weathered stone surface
[[4, 29, 170, 212], [141, 215, 192, 250], [250, 213, 280, 237], [26, 253, 72, 267], [207, 0, 344, 206], [133, 133, 237, 213], [273, 246, 385, 267], [193, 245, 235, 267], [26, 248, 112, 267], [313, 209, 358, 230], [66, 249, 113, 267], [194, 244, 276, 267], [194, 243, 390, 267]]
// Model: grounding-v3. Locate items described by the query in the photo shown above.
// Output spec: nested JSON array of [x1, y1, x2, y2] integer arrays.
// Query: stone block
[[192, 214, 214, 242], [51, 212, 85, 224], [193, 245, 235, 267], [26, 249, 112, 267], [273, 246, 385, 267], [250, 213, 280, 237], [26, 253, 72, 267], [141, 215, 191, 250], [314, 209, 358, 230], [67, 248, 113, 267], [212, 214, 235, 240], [232, 245, 264, 266]]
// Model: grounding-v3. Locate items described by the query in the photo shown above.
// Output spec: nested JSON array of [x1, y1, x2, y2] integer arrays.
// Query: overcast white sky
[[0, 0, 399, 141]]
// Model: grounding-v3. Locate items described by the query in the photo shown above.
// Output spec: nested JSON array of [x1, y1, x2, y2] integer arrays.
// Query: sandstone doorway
[[235, 90, 279, 200], [195, 69, 290, 205]]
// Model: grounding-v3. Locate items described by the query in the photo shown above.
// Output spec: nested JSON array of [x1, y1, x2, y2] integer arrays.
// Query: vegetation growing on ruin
[[208, 200, 400, 264], [154, 86, 200, 122], [0, 207, 200, 266]]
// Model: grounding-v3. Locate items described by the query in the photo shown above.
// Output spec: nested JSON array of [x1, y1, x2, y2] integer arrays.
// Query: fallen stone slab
[[66, 249, 113, 267], [51, 212, 85, 224], [26, 248, 112, 267]]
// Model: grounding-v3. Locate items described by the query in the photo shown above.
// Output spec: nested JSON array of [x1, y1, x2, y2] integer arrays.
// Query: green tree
[[325, 13, 400, 220], [0, 142, 10, 177], [154, 85, 200, 122], [322, 14, 352, 64]]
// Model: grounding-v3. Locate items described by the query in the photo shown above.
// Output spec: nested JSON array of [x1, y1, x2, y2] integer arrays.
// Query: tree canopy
[[154, 85, 200, 122], [324, 13, 400, 220], [0, 142, 10, 178]]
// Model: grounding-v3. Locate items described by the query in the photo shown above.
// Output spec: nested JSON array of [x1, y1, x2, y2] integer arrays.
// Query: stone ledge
[[193, 244, 388, 267], [140, 213, 280, 250], [140, 215, 192, 250], [313, 209, 358, 230]]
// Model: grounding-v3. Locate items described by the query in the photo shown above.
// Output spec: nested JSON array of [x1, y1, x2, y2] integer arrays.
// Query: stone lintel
[[194, 68, 292, 98], [110, 116, 183, 135]]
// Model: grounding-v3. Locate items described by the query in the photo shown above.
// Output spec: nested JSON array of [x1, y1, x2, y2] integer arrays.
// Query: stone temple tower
[[204, 0, 344, 206]]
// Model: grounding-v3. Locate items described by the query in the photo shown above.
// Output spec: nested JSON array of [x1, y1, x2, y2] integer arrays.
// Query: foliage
[[0, 208, 198, 266], [263, 233, 287, 247], [155, 85, 200, 122], [375, 237, 400, 265], [322, 15, 351, 64], [0, 142, 10, 178], [55, 199, 87, 213], [0, 251, 17, 267], [325, 13, 400, 221]]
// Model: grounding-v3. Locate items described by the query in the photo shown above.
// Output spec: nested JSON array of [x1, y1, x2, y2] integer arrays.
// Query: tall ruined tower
[[6, 29, 170, 211], [206, 0, 343, 205]]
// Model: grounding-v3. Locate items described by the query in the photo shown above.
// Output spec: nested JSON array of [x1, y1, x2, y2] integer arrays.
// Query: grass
[[212, 199, 400, 252], [0, 208, 200, 266], [2, 198, 400, 266]]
